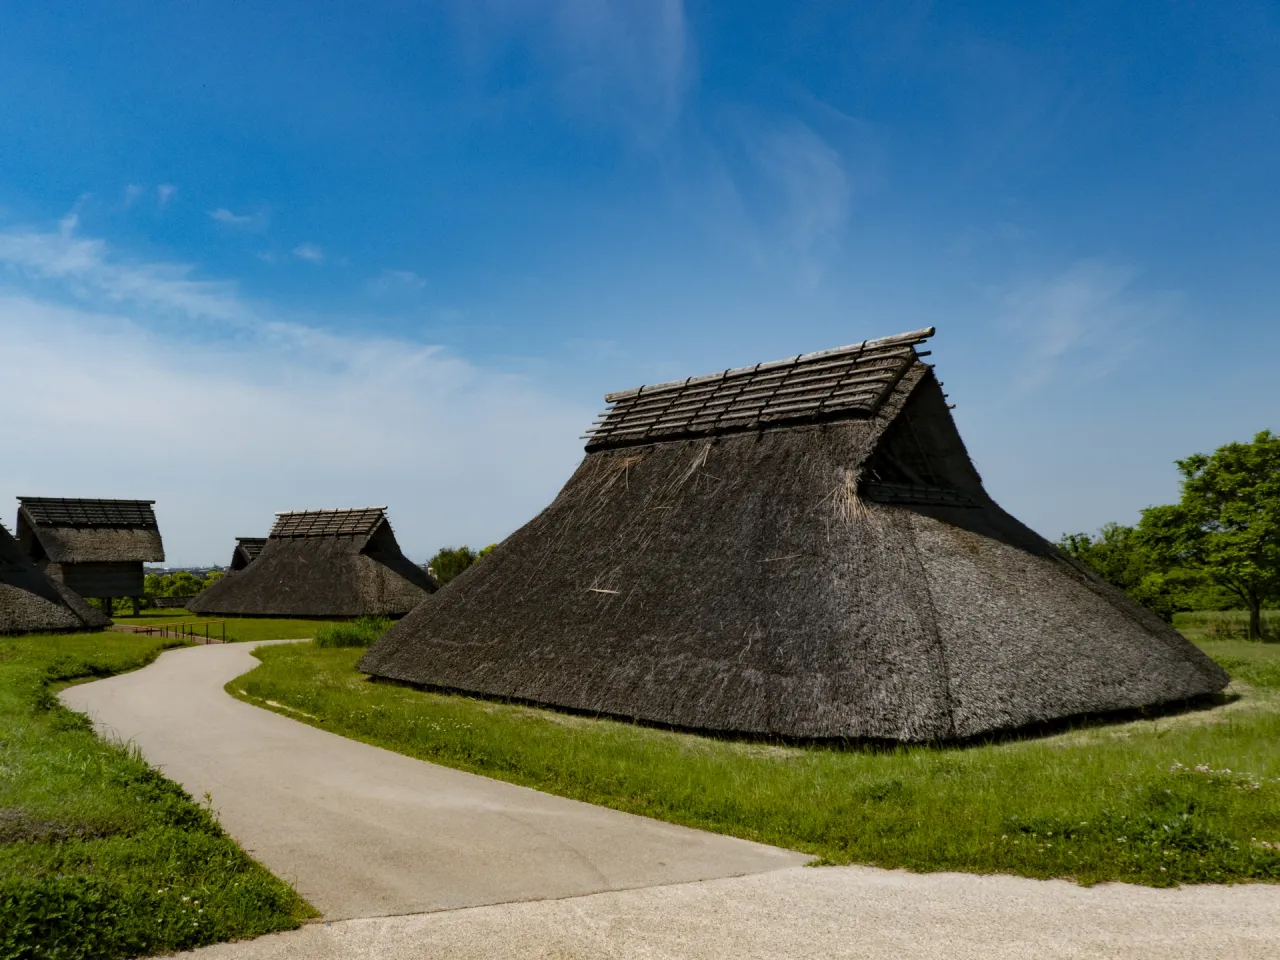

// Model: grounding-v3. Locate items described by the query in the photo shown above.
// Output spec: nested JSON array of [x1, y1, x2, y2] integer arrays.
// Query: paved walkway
[[186, 866, 1280, 960], [61, 641, 806, 919], [62, 641, 1280, 959]]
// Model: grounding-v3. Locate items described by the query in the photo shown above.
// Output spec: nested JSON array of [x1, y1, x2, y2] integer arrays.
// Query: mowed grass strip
[[1175, 609, 1280, 643], [1, 632, 314, 959], [233, 639, 1280, 888], [112, 612, 343, 643]]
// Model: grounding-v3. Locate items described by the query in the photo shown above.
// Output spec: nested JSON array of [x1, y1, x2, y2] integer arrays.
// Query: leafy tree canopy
[[428, 546, 477, 585], [144, 570, 224, 598], [1136, 430, 1280, 639], [427, 544, 500, 585]]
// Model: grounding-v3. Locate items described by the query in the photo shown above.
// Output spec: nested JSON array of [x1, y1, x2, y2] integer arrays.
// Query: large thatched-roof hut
[[16, 497, 164, 616], [1, 522, 109, 634], [189, 507, 434, 618], [229, 537, 267, 572], [360, 327, 1228, 743]]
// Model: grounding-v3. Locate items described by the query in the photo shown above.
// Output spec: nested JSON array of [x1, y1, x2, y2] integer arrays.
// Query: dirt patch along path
[[60, 641, 808, 921]]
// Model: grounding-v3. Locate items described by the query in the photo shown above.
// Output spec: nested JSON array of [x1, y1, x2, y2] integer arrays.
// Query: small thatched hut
[[1, 522, 109, 634], [16, 497, 164, 616], [188, 507, 434, 618], [360, 327, 1228, 743], [229, 537, 267, 573]]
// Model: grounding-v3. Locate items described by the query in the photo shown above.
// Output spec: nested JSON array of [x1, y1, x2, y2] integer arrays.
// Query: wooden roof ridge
[[17, 497, 159, 529], [583, 327, 935, 451], [269, 506, 391, 539]]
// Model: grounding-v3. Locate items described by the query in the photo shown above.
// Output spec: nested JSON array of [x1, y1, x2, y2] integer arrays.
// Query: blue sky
[[2, 1, 1277, 565]]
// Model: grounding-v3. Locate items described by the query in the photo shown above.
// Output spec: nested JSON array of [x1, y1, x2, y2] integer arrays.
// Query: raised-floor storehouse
[[16, 497, 165, 617]]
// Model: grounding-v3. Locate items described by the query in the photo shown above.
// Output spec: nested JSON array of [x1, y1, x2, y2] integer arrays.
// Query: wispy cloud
[[693, 113, 873, 284], [157, 185, 178, 208], [458, 0, 691, 143], [1000, 260, 1178, 390], [292, 243, 324, 262], [209, 207, 269, 230], [369, 268, 427, 294], [0, 219, 247, 323], [123, 185, 143, 208], [0, 224, 590, 564]]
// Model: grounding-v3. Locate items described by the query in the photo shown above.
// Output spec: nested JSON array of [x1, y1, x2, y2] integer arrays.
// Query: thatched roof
[[230, 537, 267, 572], [360, 328, 1228, 743], [189, 508, 435, 618], [16, 497, 164, 564], [1, 523, 109, 634]]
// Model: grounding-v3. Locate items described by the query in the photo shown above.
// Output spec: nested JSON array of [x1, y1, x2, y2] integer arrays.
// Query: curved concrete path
[[61, 641, 807, 919], [63, 641, 1280, 959], [187, 866, 1280, 960]]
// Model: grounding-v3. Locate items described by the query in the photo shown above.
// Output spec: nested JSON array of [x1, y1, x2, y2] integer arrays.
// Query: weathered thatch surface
[[229, 537, 267, 572], [361, 329, 1227, 743], [16, 498, 164, 564], [189, 508, 435, 618], [1, 523, 109, 634]]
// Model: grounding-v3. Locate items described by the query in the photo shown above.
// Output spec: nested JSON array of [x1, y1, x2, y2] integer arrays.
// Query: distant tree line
[[144, 570, 225, 599], [1059, 430, 1280, 639], [427, 544, 497, 585]]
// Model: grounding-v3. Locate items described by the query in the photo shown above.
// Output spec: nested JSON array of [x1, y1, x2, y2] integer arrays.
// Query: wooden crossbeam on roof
[[17, 497, 158, 529], [583, 327, 935, 450], [269, 507, 389, 539]]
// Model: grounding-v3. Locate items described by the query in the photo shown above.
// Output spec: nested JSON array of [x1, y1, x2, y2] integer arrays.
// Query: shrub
[[313, 617, 392, 649]]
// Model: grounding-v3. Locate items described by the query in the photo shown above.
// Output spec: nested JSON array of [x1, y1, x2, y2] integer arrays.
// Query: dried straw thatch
[[16, 498, 164, 564], [189, 507, 435, 618], [360, 328, 1228, 742], [1, 522, 109, 634]]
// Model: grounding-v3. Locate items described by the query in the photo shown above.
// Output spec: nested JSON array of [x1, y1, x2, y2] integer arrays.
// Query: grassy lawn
[[112, 612, 341, 643], [231, 638, 1280, 888], [1174, 609, 1280, 643], [1, 632, 314, 959]]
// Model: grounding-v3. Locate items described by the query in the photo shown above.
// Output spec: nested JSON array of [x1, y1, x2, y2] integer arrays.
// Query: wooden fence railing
[[114, 620, 227, 644]]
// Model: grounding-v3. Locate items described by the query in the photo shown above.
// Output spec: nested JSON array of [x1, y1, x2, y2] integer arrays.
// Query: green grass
[[230, 639, 1280, 888], [112, 614, 342, 644], [0, 632, 314, 958], [313, 617, 392, 649], [1174, 609, 1280, 643]]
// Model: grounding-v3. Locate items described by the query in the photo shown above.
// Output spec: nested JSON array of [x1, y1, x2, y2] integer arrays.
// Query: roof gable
[[18, 497, 158, 529], [583, 327, 934, 451], [236, 537, 267, 559]]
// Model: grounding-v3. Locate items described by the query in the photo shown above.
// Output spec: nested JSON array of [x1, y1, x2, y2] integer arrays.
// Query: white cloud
[[123, 185, 144, 207], [369, 268, 427, 294], [1000, 260, 1178, 390], [157, 185, 178, 207], [292, 243, 324, 262], [0, 225, 591, 566], [209, 207, 268, 230], [0, 221, 247, 323]]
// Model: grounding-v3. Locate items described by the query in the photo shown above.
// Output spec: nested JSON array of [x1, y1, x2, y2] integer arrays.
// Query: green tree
[[1058, 523, 1216, 621], [428, 546, 478, 585], [1137, 430, 1280, 640]]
